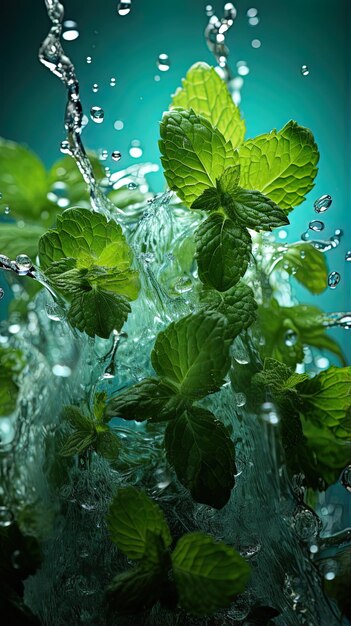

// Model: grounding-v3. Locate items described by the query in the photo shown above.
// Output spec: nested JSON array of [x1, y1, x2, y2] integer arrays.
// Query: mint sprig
[[106, 487, 250, 616], [199, 281, 258, 339]]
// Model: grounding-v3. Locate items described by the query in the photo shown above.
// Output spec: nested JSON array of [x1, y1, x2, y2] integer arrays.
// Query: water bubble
[[127, 182, 137, 190], [90, 106, 104, 123], [322, 559, 338, 581], [15, 254, 32, 275], [284, 329, 297, 347], [345, 251, 351, 262], [62, 29, 79, 41], [86, 56, 92, 64], [0, 506, 14, 527], [111, 150, 122, 162], [117, 1, 131, 16], [46, 303, 65, 321], [328, 271, 341, 289], [0, 288, 4, 300], [341, 465, 351, 492], [174, 276, 192, 294], [301, 230, 310, 241], [248, 16, 259, 25], [251, 38, 261, 48], [309, 220, 325, 232], [205, 4, 214, 16], [0, 416, 16, 451], [314, 194, 332, 213], [261, 402, 279, 425], [129, 140, 143, 158], [301, 64, 309, 76], [110, 77, 116, 87], [52, 364, 72, 377], [157, 53, 170, 72], [247, 8, 258, 17], [237, 60, 250, 76], [99, 149, 108, 161], [315, 356, 329, 369], [293, 508, 321, 542], [92, 83, 99, 93], [113, 120, 124, 131], [154, 74, 161, 82], [60, 140, 71, 154], [8, 324, 21, 334]]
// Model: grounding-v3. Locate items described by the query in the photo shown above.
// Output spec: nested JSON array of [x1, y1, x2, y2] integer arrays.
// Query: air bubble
[[110, 77, 116, 87], [247, 8, 258, 17], [251, 39, 261, 48], [117, 1, 131, 16], [90, 106, 104, 123], [15, 254, 33, 275], [301, 64, 309, 76], [86, 56, 92, 64], [309, 220, 324, 232], [328, 271, 341, 289], [127, 182, 137, 190], [315, 356, 329, 369], [301, 230, 310, 241], [224, 3, 237, 21], [237, 60, 250, 76], [205, 4, 214, 16], [92, 83, 99, 93], [0, 416, 16, 450], [0, 254, 11, 269], [284, 329, 297, 347], [114, 120, 124, 131], [248, 16, 259, 25], [157, 53, 170, 72], [111, 150, 122, 162], [46, 303, 65, 321], [174, 276, 192, 294], [314, 194, 332, 213]]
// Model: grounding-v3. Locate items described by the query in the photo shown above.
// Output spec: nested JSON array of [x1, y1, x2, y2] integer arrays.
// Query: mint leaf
[[238, 121, 319, 212], [59, 430, 96, 457], [271, 242, 328, 294], [0, 223, 45, 259], [151, 310, 231, 399], [191, 166, 240, 212], [226, 187, 289, 231], [165, 407, 235, 508], [62, 405, 94, 431], [105, 378, 179, 422], [195, 213, 251, 292], [67, 289, 131, 339], [0, 137, 48, 220], [219, 165, 241, 195], [297, 366, 351, 438], [0, 347, 25, 416], [107, 487, 172, 560], [171, 532, 250, 615], [171, 62, 245, 149], [159, 108, 237, 207], [107, 564, 163, 615], [199, 282, 257, 339], [191, 187, 221, 212], [95, 430, 120, 465]]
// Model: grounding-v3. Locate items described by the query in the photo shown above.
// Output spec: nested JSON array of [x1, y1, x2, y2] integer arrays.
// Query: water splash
[[204, 2, 237, 82]]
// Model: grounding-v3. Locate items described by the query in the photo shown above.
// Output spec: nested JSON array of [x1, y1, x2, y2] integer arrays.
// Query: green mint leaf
[[61, 405, 94, 431], [105, 378, 180, 422], [171, 62, 245, 149], [0, 223, 45, 260], [171, 532, 250, 615], [271, 242, 328, 294], [226, 187, 289, 231], [107, 487, 172, 560], [199, 282, 257, 339], [218, 165, 241, 194], [0, 347, 25, 416], [94, 391, 108, 422], [164, 407, 235, 508], [195, 213, 251, 292], [151, 310, 231, 399], [159, 108, 238, 208], [107, 564, 163, 615], [95, 430, 120, 465], [191, 187, 221, 212], [0, 138, 48, 220], [297, 366, 351, 438], [67, 289, 131, 339], [253, 358, 293, 392], [238, 121, 319, 212], [59, 430, 96, 457]]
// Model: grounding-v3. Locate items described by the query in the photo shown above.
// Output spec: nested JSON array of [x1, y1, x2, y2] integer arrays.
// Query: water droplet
[[113, 120, 124, 131], [62, 28, 79, 41], [261, 402, 279, 425], [111, 150, 122, 162], [205, 4, 214, 16], [345, 251, 351, 262], [90, 106, 104, 124], [110, 77, 116, 87], [127, 182, 137, 190], [315, 356, 329, 369], [0, 416, 16, 450], [129, 140, 143, 158], [293, 508, 321, 541], [15, 254, 32, 275], [248, 16, 259, 25], [60, 140, 71, 154], [3, 206, 10, 216], [92, 83, 99, 93], [99, 149, 108, 161], [86, 56, 92, 64], [301, 64, 309, 76], [300, 230, 310, 241], [157, 53, 170, 72], [46, 303, 65, 321], [314, 194, 332, 213], [235, 392, 246, 407], [322, 559, 338, 581], [117, 1, 131, 16], [251, 38, 261, 48], [341, 465, 351, 492], [284, 329, 297, 346], [0, 506, 14, 527], [52, 364, 72, 377], [247, 7, 258, 17], [237, 60, 250, 76], [309, 220, 324, 232], [0, 288, 4, 300], [0, 254, 11, 270], [328, 271, 341, 289]]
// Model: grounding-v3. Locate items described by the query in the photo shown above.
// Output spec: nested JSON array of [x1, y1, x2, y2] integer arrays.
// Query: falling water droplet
[[345, 251, 351, 262], [205, 4, 214, 16], [110, 77, 116, 87], [248, 16, 259, 25], [301, 230, 310, 241], [0, 288, 4, 300], [261, 402, 279, 425], [129, 140, 143, 158], [247, 7, 258, 17], [90, 106, 104, 123], [284, 329, 297, 346], [15, 254, 33, 275], [251, 39, 261, 48], [341, 465, 351, 492], [86, 56, 92, 64], [4, 206, 10, 215], [117, 1, 131, 16], [301, 64, 309, 76], [157, 53, 170, 72], [127, 182, 137, 190], [328, 271, 341, 289], [114, 120, 124, 130], [314, 194, 332, 213], [237, 60, 250, 76], [309, 220, 325, 232], [111, 150, 122, 162], [92, 83, 99, 93], [0, 506, 14, 527]]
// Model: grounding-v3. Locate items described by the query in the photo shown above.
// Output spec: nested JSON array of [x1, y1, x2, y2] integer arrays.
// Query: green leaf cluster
[[198, 280, 258, 339], [269, 242, 328, 294], [0, 347, 25, 416], [106, 310, 235, 508], [60, 393, 120, 465], [106, 487, 250, 616], [38, 207, 140, 338]]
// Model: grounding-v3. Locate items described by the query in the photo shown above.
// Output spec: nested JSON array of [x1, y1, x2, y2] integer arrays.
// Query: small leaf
[[94, 391, 107, 422], [238, 120, 319, 212], [271, 242, 328, 294], [107, 564, 162, 615], [219, 165, 241, 195], [164, 407, 235, 508], [107, 487, 172, 560], [227, 187, 289, 231], [171, 62, 245, 149], [0, 223, 45, 259], [159, 108, 238, 208], [59, 430, 96, 457], [105, 378, 179, 421], [61, 405, 94, 431], [199, 282, 257, 339], [151, 310, 231, 399], [67, 289, 131, 339], [195, 213, 251, 292], [171, 532, 250, 615], [95, 430, 120, 464], [191, 187, 221, 212]]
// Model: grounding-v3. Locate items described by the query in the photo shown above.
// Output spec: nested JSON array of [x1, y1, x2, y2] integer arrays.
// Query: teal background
[[0, 0, 350, 356]]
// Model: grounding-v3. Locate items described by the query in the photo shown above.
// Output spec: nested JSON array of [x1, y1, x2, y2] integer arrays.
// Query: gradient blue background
[[0, 0, 350, 356]]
